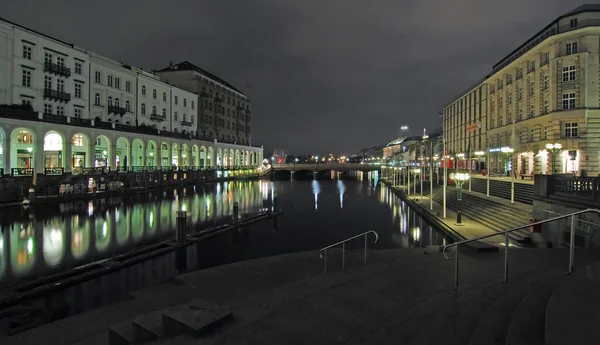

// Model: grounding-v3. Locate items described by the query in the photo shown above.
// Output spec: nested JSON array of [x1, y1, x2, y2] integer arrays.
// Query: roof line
[[0, 16, 74, 48], [493, 4, 600, 69]]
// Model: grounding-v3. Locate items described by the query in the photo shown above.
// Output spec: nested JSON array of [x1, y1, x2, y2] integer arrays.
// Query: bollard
[[273, 196, 279, 230], [233, 201, 239, 227], [28, 188, 35, 200], [176, 211, 187, 242], [175, 210, 188, 274]]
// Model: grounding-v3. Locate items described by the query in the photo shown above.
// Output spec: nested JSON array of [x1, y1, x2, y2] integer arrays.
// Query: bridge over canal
[[272, 163, 379, 172]]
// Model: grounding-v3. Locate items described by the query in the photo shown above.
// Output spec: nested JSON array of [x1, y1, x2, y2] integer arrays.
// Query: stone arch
[[71, 133, 90, 170], [217, 148, 223, 167], [235, 150, 240, 167], [147, 140, 157, 167], [246, 150, 250, 166], [172, 144, 180, 166], [10, 127, 37, 170], [181, 144, 190, 166], [160, 142, 170, 167], [208, 147, 214, 168], [131, 138, 144, 167], [115, 137, 130, 169], [229, 149, 234, 167], [222, 149, 228, 168], [42, 130, 65, 169], [0, 126, 5, 171], [94, 135, 111, 168], [192, 145, 199, 167]]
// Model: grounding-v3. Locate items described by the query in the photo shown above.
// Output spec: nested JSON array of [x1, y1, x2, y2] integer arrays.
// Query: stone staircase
[[422, 185, 534, 245], [4, 247, 600, 344]]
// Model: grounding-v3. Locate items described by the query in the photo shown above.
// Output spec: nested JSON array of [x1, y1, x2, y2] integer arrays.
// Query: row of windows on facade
[[490, 42, 578, 93], [489, 92, 577, 129], [203, 101, 251, 120], [21, 69, 84, 99], [452, 121, 579, 144], [200, 86, 248, 107], [446, 65, 575, 118], [41, 102, 83, 118], [93, 72, 197, 110], [202, 116, 248, 132], [22, 44, 84, 75]]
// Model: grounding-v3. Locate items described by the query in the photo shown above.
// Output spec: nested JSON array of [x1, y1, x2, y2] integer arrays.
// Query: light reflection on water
[[0, 181, 269, 284], [0, 176, 450, 287]]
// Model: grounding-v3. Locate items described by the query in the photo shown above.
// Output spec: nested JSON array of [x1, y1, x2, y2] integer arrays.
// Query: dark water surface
[[0, 173, 451, 288]]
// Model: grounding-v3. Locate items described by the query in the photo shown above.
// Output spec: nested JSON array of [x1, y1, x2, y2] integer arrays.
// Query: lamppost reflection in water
[[337, 180, 346, 209], [312, 180, 321, 210]]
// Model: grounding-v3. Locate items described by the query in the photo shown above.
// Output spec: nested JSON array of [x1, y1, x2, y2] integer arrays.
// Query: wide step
[[108, 299, 231, 345]]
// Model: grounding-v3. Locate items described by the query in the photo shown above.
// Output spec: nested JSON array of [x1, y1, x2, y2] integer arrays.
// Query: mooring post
[[233, 201, 239, 227], [175, 210, 188, 273], [273, 196, 279, 229]]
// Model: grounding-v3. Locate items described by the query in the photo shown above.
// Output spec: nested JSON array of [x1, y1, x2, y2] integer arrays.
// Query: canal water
[[0, 172, 450, 288]]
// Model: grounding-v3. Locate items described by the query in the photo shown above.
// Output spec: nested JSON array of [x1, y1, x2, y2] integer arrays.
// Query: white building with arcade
[[0, 17, 262, 176]]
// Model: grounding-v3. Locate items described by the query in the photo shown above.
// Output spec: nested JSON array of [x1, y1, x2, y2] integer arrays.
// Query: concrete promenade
[[382, 177, 533, 247]]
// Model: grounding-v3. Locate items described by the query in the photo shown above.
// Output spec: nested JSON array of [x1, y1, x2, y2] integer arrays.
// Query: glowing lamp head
[[449, 172, 471, 181]]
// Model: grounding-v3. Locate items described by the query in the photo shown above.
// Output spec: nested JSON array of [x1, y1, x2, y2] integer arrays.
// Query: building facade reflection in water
[[0, 181, 268, 284]]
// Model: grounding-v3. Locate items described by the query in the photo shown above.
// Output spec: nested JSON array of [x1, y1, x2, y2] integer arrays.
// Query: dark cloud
[[0, 0, 584, 155]]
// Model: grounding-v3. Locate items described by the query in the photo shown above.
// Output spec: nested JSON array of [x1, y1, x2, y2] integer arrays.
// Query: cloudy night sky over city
[[0, 0, 587, 155]]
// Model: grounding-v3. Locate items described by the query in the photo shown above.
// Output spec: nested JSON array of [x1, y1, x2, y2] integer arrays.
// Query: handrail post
[[569, 214, 575, 274], [324, 250, 327, 275], [342, 242, 345, 270], [454, 248, 458, 289], [364, 234, 368, 264], [504, 232, 509, 283]]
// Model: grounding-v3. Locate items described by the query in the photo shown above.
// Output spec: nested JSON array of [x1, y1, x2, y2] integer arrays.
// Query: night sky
[[0, 0, 585, 156]]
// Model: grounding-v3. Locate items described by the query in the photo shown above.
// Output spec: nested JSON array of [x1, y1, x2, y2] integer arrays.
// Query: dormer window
[[570, 18, 578, 29]]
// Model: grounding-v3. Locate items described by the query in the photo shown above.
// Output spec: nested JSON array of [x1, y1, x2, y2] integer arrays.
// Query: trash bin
[[529, 218, 542, 233]]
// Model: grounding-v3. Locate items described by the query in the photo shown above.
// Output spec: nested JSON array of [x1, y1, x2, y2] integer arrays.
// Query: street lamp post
[[475, 151, 485, 196], [412, 168, 420, 200], [440, 112, 447, 219], [450, 172, 470, 225], [501, 147, 515, 204], [545, 143, 562, 174]]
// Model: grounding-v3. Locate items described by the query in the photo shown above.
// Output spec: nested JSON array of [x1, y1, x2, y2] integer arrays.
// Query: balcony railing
[[108, 105, 128, 115], [43, 112, 67, 124], [181, 120, 193, 126], [44, 62, 71, 77], [44, 167, 64, 176], [150, 113, 166, 121], [44, 89, 71, 103], [548, 176, 596, 201], [11, 168, 33, 176], [70, 117, 92, 126]]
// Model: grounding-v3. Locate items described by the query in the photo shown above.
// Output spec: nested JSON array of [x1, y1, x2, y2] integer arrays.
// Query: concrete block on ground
[[161, 299, 233, 337], [108, 319, 133, 345], [132, 310, 166, 343]]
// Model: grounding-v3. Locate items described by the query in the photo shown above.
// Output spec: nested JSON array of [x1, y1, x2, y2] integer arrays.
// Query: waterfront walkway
[[385, 178, 534, 247], [4, 247, 600, 344]]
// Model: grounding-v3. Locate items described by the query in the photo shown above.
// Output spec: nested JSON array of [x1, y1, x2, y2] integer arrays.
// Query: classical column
[[3, 136, 10, 173], [64, 141, 72, 173], [87, 140, 95, 167], [141, 145, 146, 167], [34, 142, 43, 175], [110, 144, 117, 169]]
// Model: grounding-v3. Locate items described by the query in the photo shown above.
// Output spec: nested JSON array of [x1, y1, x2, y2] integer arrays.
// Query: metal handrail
[[442, 208, 600, 288], [318, 230, 379, 274]]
